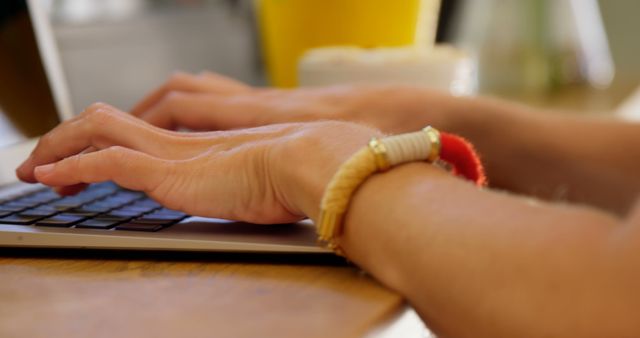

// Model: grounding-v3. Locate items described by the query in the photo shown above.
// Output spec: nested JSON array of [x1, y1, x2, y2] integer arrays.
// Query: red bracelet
[[440, 132, 487, 186], [317, 126, 487, 253]]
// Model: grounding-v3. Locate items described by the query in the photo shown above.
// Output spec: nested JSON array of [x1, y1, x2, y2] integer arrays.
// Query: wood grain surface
[[0, 250, 403, 338]]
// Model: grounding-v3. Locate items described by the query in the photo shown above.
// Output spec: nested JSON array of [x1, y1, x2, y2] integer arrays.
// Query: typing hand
[[16, 103, 379, 223], [130, 71, 452, 134]]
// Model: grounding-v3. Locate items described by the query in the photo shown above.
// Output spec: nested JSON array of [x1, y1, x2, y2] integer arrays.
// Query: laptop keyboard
[[0, 182, 187, 232]]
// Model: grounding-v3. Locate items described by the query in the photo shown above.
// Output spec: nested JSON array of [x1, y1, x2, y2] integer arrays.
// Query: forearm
[[338, 163, 638, 338], [402, 90, 640, 214]]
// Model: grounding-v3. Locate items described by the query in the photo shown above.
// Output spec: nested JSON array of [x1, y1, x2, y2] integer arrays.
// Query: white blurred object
[[616, 86, 640, 122], [52, 0, 147, 23], [568, 0, 615, 88], [414, 0, 442, 48], [46, 0, 261, 111], [298, 46, 476, 96], [453, 0, 614, 93]]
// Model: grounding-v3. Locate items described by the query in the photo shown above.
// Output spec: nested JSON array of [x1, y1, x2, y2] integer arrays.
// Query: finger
[[130, 71, 250, 117], [54, 184, 88, 196], [197, 71, 251, 93], [33, 146, 171, 195], [16, 103, 191, 183], [139, 92, 270, 131], [139, 90, 317, 132], [51, 145, 98, 195]]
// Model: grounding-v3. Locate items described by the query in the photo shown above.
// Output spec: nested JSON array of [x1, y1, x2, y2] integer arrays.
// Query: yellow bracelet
[[317, 126, 441, 254]]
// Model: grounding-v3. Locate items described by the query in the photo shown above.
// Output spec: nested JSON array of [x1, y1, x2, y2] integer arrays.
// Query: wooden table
[[0, 250, 406, 338]]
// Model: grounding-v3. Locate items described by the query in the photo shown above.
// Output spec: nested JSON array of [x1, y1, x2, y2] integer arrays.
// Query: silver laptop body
[[0, 0, 325, 254]]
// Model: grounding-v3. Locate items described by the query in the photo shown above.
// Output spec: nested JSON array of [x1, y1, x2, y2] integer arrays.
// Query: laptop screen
[[0, 0, 60, 149]]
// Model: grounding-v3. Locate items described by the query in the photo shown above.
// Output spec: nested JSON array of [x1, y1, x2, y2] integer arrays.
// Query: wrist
[[386, 86, 470, 134], [272, 122, 383, 222], [339, 162, 449, 273]]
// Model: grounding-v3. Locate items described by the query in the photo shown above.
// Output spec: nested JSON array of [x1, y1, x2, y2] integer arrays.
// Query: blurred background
[[38, 0, 640, 114]]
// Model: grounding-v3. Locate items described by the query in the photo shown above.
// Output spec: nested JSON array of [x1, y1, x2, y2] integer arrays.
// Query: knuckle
[[105, 146, 130, 162], [81, 102, 111, 116], [69, 153, 83, 171], [87, 107, 118, 127], [299, 121, 381, 150], [162, 91, 183, 108], [168, 71, 191, 85]]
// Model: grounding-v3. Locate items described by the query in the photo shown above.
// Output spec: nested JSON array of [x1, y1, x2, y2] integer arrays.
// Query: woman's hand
[[130, 71, 454, 134], [16, 103, 381, 223]]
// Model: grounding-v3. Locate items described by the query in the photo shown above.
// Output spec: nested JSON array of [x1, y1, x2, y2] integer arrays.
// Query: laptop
[[0, 0, 326, 254]]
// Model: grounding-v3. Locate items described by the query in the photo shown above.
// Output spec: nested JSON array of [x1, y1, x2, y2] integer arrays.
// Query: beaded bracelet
[[316, 126, 486, 254]]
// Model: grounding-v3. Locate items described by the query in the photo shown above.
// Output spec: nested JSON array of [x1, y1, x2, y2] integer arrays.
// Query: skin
[[16, 71, 640, 337]]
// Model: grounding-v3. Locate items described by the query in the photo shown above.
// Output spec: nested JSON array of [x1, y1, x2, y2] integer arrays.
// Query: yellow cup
[[256, 0, 440, 87]]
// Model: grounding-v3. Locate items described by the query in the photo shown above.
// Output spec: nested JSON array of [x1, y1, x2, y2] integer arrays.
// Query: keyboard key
[[54, 191, 105, 207], [0, 210, 14, 218], [0, 207, 28, 214], [134, 199, 161, 208], [75, 218, 121, 230], [0, 205, 20, 212], [82, 188, 116, 199], [118, 204, 157, 214], [115, 222, 163, 232], [65, 209, 101, 217], [104, 209, 142, 218], [129, 217, 177, 226], [17, 190, 60, 204], [35, 214, 87, 227], [50, 198, 85, 209], [1, 201, 34, 210], [19, 206, 59, 217], [94, 214, 134, 223], [86, 182, 118, 192], [78, 202, 114, 213], [155, 209, 187, 217], [89, 199, 129, 209], [0, 214, 44, 225], [108, 192, 142, 204], [137, 211, 187, 223], [14, 198, 44, 206], [34, 190, 61, 199]]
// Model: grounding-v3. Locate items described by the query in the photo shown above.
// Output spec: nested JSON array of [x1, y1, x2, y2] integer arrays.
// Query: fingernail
[[34, 163, 55, 176]]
